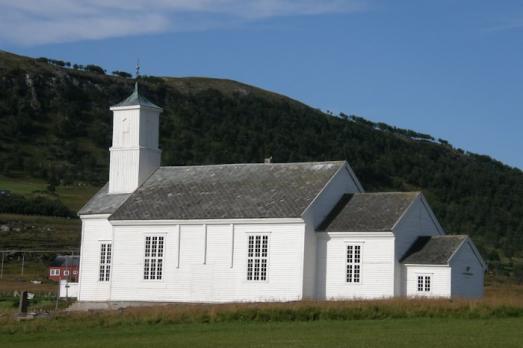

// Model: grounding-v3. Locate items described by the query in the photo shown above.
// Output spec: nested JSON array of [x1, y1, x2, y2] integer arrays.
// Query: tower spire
[[136, 59, 140, 79]]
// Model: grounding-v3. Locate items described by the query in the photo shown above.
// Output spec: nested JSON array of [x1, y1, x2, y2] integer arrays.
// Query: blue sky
[[1, 0, 522, 169]]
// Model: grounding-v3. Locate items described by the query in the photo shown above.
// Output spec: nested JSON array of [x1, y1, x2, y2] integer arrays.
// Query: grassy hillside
[[0, 50, 523, 274]]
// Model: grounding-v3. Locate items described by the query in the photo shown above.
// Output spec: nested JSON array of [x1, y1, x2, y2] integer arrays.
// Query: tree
[[112, 70, 132, 78], [84, 65, 105, 74]]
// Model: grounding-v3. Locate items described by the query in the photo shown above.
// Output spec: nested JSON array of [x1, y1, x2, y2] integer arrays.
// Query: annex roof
[[78, 184, 131, 216], [111, 82, 161, 109], [318, 192, 419, 232], [85, 161, 346, 220], [400, 235, 468, 265]]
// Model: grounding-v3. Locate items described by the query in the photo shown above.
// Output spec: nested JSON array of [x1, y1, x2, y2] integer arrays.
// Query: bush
[[112, 71, 132, 78], [84, 65, 105, 75], [0, 193, 75, 218]]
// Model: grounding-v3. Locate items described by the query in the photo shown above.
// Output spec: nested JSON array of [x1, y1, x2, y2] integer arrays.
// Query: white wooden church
[[77, 83, 486, 303]]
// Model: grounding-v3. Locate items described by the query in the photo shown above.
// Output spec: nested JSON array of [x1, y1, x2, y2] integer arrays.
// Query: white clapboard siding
[[104, 222, 305, 303], [393, 195, 444, 296], [109, 105, 161, 194], [77, 217, 113, 301], [450, 241, 485, 298], [301, 164, 362, 299], [404, 265, 451, 298], [316, 233, 395, 299]]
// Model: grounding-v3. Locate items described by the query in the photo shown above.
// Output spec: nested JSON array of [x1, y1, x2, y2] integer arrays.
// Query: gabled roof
[[318, 192, 419, 232], [400, 235, 468, 265], [50, 255, 80, 267], [107, 161, 346, 220], [78, 184, 131, 216], [111, 82, 161, 109]]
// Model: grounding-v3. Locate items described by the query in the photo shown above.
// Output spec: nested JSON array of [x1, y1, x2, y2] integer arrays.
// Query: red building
[[48, 255, 80, 282]]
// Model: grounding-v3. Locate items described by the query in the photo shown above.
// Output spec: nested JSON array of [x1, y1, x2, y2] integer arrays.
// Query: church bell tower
[[108, 82, 162, 194]]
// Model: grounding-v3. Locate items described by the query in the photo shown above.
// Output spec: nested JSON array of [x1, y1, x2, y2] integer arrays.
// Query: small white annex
[[77, 83, 486, 303]]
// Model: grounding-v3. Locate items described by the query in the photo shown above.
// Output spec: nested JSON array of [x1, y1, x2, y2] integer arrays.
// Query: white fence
[[59, 280, 79, 298]]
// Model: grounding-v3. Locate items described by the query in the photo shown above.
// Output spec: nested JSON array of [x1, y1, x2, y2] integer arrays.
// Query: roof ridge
[[353, 191, 420, 195], [158, 161, 346, 169], [431, 234, 468, 238]]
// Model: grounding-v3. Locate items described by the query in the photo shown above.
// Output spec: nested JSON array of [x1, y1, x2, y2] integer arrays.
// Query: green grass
[[0, 175, 99, 212], [0, 214, 80, 250], [1, 318, 522, 348], [0, 176, 47, 196]]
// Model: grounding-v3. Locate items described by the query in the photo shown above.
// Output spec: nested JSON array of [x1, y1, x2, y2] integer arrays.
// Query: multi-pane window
[[50, 269, 60, 276], [99, 243, 112, 282], [247, 235, 268, 281], [144, 236, 164, 280], [417, 275, 431, 292], [346, 244, 361, 283]]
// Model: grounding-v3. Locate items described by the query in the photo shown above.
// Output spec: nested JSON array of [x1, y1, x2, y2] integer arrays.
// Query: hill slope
[[0, 50, 522, 262]]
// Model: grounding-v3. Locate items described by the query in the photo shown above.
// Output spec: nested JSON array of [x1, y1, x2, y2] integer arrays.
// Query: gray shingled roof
[[50, 255, 80, 267], [108, 161, 345, 220], [78, 184, 131, 216], [318, 192, 419, 232], [401, 235, 468, 265], [111, 82, 161, 109]]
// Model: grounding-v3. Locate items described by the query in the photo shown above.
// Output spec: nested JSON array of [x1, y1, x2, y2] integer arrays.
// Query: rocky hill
[[1, 50, 522, 265]]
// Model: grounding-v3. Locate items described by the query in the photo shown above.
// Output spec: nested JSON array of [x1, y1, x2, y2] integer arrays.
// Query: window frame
[[50, 268, 60, 276], [416, 274, 432, 293], [245, 233, 270, 283], [143, 234, 165, 281], [345, 243, 363, 285], [98, 242, 112, 282]]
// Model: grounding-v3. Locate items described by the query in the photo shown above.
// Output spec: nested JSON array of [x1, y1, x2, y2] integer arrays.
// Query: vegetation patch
[[2, 291, 523, 334], [0, 192, 74, 218]]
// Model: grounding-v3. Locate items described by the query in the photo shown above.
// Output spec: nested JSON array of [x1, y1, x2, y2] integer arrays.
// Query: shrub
[[0, 193, 75, 218]]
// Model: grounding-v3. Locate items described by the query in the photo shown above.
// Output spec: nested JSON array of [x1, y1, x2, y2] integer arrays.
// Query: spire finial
[[136, 59, 140, 79]]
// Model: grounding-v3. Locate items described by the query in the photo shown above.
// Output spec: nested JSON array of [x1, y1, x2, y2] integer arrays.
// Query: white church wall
[[77, 216, 113, 301], [109, 105, 161, 194], [404, 265, 451, 298], [111, 108, 139, 148], [393, 195, 444, 296], [108, 221, 306, 302], [301, 164, 363, 299], [139, 108, 160, 148], [450, 241, 485, 298], [316, 232, 395, 299]]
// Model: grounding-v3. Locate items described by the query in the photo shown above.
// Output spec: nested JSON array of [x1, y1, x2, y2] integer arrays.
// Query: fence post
[[20, 253, 25, 278], [0, 252, 4, 280]]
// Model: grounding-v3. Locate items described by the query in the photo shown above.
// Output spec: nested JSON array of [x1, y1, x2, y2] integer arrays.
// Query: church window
[[417, 275, 431, 292], [144, 236, 164, 280], [99, 242, 112, 282], [346, 244, 361, 283], [247, 235, 268, 281]]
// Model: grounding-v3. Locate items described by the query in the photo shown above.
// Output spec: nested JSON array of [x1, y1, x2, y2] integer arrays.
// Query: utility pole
[[0, 252, 4, 280], [20, 253, 25, 277]]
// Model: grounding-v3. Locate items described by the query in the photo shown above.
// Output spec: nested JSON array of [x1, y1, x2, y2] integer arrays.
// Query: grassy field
[[0, 213, 81, 250], [0, 318, 522, 348], [0, 175, 99, 211], [0, 284, 520, 347]]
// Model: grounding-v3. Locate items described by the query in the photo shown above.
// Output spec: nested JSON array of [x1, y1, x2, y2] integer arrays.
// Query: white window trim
[[245, 232, 271, 283], [98, 242, 112, 282], [345, 242, 363, 285], [416, 274, 432, 293], [50, 268, 60, 276], [143, 234, 166, 282]]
